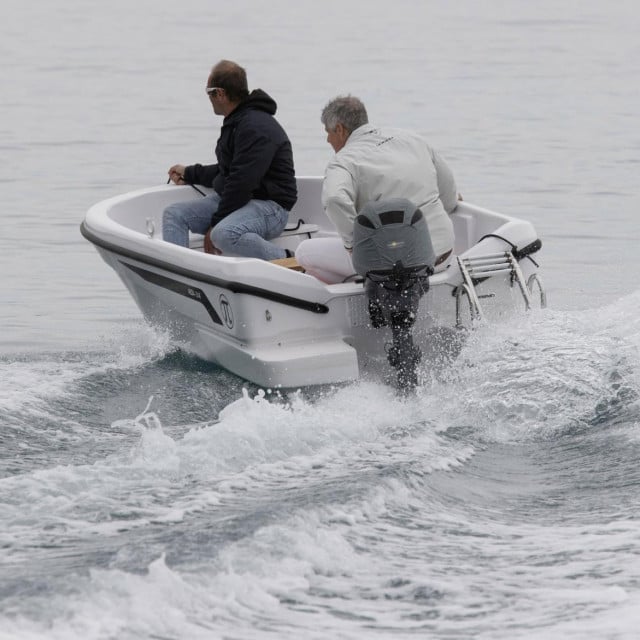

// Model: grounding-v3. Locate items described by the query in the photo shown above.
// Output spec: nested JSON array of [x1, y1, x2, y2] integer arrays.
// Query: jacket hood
[[232, 89, 277, 118]]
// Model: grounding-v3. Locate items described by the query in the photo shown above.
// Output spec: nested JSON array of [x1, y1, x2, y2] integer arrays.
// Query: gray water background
[[2, 1, 640, 639], [2, 0, 639, 352]]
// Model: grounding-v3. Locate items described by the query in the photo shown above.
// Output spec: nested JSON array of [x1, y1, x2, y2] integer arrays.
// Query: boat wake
[[2, 292, 640, 638]]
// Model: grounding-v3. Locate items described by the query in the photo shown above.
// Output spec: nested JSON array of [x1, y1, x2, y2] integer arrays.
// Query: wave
[[2, 293, 640, 638]]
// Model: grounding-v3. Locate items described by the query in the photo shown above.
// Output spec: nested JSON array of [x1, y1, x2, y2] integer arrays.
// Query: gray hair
[[321, 95, 368, 133]]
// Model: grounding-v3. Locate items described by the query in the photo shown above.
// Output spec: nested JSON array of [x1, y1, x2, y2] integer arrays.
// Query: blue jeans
[[162, 192, 289, 260]]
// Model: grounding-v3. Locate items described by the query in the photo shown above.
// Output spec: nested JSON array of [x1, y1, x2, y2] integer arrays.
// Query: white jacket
[[321, 125, 458, 256]]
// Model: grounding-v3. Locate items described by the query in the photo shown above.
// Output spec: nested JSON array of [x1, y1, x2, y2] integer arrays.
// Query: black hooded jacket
[[183, 89, 297, 226]]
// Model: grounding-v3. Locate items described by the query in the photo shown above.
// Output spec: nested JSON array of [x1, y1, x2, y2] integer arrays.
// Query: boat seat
[[270, 256, 305, 271], [280, 219, 319, 239]]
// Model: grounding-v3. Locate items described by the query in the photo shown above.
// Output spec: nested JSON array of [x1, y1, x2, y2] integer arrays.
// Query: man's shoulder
[[236, 107, 286, 136], [347, 126, 419, 149], [375, 127, 433, 154], [381, 126, 426, 141], [236, 106, 274, 124]]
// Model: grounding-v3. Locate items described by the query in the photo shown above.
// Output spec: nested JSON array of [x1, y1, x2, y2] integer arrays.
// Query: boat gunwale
[[79, 220, 331, 314]]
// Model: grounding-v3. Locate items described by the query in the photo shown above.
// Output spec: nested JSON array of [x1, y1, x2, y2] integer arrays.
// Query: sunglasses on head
[[206, 86, 224, 97]]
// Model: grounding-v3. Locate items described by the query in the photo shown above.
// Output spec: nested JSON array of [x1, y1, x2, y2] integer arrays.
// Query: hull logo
[[219, 294, 234, 329]]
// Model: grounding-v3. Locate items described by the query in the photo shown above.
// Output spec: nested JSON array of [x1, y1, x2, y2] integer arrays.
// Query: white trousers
[[295, 238, 452, 284], [295, 238, 356, 283]]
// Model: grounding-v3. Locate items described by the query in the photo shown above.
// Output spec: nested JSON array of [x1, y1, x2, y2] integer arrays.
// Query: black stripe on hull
[[123, 262, 223, 325], [80, 221, 330, 314]]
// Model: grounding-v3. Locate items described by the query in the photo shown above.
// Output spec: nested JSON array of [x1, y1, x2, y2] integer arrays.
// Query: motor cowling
[[352, 198, 436, 281], [352, 199, 436, 390]]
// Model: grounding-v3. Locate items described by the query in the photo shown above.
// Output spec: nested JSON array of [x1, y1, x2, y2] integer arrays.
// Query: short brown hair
[[209, 60, 250, 102]]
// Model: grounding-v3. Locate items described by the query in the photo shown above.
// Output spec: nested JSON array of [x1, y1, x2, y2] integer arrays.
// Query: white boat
[[81, 177, 546, 388]]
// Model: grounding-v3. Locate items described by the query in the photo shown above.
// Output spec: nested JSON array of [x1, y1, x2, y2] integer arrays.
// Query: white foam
[[414, 300, 640, 443], [4, 298, 640, 638], [0, 359, 92, 415]]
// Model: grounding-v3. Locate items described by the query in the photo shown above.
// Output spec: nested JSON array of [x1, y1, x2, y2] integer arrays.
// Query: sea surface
[[2, 1, 640, 638]]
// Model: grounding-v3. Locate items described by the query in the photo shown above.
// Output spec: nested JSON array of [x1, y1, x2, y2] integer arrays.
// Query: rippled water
[[2, 1, 640, 638]]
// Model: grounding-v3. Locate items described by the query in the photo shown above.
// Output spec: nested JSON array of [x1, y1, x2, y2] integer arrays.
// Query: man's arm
[[184, 163, 220, 187], [322, 162, 358, 250], [430, 148, 458, 214]]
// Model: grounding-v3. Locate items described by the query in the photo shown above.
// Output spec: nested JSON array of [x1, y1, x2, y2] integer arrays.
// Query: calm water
[[2, 1, 640, 638]]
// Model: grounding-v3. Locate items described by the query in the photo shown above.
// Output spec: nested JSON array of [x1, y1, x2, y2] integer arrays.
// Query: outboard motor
[[352, 198, 436, 390]]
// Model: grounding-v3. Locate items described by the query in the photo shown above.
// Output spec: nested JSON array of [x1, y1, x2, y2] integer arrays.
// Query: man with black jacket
[[163, 60, 297, 260]]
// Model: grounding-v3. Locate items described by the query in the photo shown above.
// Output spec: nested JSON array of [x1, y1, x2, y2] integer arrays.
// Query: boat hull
[[82, 179, 544, 387]]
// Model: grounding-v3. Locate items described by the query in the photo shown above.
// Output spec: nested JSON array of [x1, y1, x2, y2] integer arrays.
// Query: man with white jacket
[[295, 96, 459, 283]]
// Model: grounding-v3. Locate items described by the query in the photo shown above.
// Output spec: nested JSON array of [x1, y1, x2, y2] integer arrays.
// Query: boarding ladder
[[455, 251, 546, 327]]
